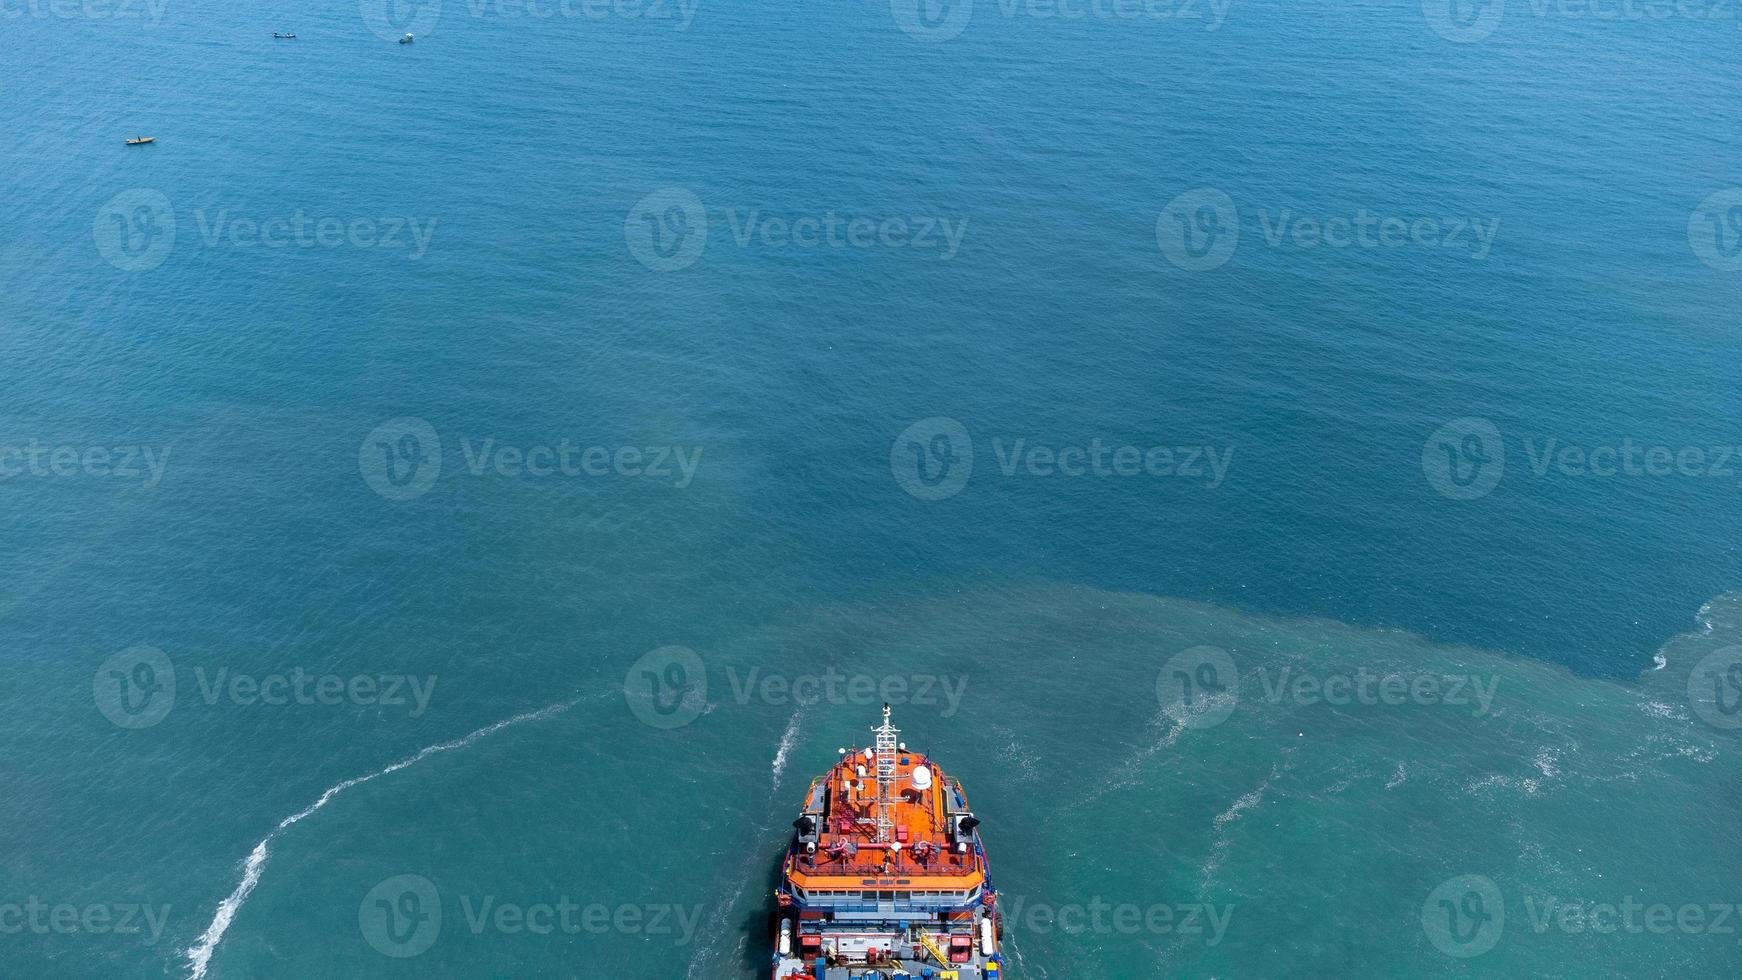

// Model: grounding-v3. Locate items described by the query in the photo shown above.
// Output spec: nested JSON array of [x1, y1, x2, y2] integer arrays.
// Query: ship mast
[[872, 702, 899, 844]]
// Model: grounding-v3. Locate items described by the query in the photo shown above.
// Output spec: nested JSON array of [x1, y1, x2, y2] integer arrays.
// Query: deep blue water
[[3, 0, 1742, 975]]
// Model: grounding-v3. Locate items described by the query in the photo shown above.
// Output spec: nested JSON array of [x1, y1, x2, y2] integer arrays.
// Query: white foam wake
[[183, 698, 582, 979], [771, 711, 802, 792], [683, 708, 805, 980]]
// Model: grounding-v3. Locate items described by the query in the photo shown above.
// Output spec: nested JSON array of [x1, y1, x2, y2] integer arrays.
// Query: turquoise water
[[4, 0, 1742, 975]]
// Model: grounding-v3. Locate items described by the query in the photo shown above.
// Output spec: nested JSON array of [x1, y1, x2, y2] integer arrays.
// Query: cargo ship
[[773, 705, 1005, 979]]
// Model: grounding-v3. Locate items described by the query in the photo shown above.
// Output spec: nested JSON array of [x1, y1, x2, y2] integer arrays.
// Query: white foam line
[[771, 711, 802, 792], [183, 698, 582, 979]]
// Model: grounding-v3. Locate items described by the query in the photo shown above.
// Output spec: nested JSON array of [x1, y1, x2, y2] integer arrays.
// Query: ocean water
[[3, 0, 1742, 975]]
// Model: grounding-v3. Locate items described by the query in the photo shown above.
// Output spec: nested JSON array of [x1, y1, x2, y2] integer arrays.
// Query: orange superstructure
[[772, 705, 1004, 979]]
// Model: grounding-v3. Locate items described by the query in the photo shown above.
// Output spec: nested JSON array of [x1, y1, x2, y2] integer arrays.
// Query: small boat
[[398, 32, 414, 43], [124, 137, 155, 145], [273, 32, 296, 38]]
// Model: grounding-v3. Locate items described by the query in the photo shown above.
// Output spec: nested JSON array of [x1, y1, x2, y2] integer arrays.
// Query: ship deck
[[773, 952, 1001, 978], [785, 749, 986, 884]]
